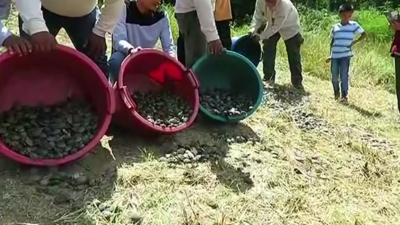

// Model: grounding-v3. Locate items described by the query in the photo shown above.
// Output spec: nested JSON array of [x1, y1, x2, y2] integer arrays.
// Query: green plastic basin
[[191, 50, 264, 122]]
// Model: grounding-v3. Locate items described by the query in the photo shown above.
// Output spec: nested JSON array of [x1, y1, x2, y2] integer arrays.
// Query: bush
[[355, 9, 392, 41]]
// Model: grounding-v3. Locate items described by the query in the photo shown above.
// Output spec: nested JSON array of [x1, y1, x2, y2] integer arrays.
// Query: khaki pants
[[175, 11, 208, 68]]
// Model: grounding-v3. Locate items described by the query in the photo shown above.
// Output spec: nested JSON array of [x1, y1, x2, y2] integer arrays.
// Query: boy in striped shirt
[[328, 3, 366, 103]]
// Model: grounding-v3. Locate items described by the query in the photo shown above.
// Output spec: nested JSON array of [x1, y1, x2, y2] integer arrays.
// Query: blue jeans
[[19, 7, 109, 74], [108, 51, 127, 83], [331, 57, 351, 97]]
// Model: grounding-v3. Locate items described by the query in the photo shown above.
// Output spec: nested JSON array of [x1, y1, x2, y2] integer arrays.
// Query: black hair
[[339, 3, 354, 13]]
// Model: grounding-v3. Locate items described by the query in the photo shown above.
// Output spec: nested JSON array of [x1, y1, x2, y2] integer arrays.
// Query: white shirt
[[175, 0, 219, 42], [251, 0, 301, 40], [15, 0, 124, 37], [0, 0, 11, 45]]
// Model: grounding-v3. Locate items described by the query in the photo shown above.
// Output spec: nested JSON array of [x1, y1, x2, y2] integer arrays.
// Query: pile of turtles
[[200, 89, 253, 117], [133, 91, 192, 128], [0, 100, 98, 159], [160, 144, 224, 164]]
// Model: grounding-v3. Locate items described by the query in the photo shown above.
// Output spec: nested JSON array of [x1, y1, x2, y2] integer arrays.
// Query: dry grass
[[1, 64, 399, 225]]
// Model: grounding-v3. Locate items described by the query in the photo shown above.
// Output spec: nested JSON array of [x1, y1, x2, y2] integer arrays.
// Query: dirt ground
[[1, 77, 400, 225]]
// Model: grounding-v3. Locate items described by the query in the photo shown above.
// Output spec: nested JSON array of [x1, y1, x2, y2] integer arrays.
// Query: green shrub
[[355, 9, 392, 41]]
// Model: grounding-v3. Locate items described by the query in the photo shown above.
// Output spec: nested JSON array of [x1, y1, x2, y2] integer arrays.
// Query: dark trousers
[[177, 33, 185, 66], [176, 19, 232, 66], [395, 57, 400, 112], [19, 8, 108, 73], [176, 11, 207, 68], [216, 20, 232, 50], [262, 33, 304, 86]]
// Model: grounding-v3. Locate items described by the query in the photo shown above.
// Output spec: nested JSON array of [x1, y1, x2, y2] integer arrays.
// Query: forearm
[[194, 0, 219, 42], [93, 0, 124, 37], [263, 14, 290, 39], [0, 21, 12, 46], [161, 22, 176, 56], [251, 0, 266, 34], [115, 40, 134, 54], [353, 33, 366, 45], [15, 0, 48, 35]]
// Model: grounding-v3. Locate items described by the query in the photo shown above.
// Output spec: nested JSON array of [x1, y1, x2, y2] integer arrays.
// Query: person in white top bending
[[15, 0, 124, 72], [251, 0, 304, 89], [175, 0, 224, 67]]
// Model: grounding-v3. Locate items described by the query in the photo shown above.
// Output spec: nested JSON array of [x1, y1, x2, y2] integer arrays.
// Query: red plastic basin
[[113, 49, 199, 134], [0, 45, 115, 166]]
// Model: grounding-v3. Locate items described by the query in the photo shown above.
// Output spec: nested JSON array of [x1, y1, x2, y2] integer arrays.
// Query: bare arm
[[352, 32, 366, 46]]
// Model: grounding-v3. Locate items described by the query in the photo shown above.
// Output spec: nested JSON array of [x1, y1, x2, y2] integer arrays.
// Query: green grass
[[162, 4, 179, 41], [296, 7, 396, 92], [356, 9, 392, 41], [162, 4, 396, 92]]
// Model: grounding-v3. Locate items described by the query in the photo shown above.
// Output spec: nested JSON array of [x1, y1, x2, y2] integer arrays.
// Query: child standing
[[0, 0, 32, 56], [328, 3, 366, 103], [175, 0, 223, 67], [109, 0, 175, 82]]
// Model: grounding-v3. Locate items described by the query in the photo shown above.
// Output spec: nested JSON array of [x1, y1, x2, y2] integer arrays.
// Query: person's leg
[[177, 33, 186, 65], [331, 58, 340, 99], [215, 20, 232, 50], [108, 51, 127, 83], [63, 9, 109, 73], [339, 57, 351, 99], [176, 11, 207, 68], [18, 8, 62, 38], [284, 33, 304, 88], [395, 57, 400, 112], [262, 33, 281, 83]]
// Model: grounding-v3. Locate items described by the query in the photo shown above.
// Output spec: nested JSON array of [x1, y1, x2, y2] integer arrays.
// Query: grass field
[[1, 5, 400, 225]]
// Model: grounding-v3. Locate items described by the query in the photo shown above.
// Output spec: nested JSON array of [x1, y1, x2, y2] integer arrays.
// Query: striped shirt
[[331, 21, 365, 59]]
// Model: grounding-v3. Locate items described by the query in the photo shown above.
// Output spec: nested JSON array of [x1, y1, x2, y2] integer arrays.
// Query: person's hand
[[250, 33, 260, 43], [87, 33, 106, 58], [325, 57, 331, 63], [208, 39, 224, 55], [30, 31, 57, 52], [3, 35, 32, 56], [128, 46, 142, 54]]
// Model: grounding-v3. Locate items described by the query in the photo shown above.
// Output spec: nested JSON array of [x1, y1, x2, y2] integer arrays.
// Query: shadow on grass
[[108, 118, 258, 193], [0, 144, 117, 225], [210, 159, 254, 193], [344, 102, 383, 118], [0, 117, 260, 224]]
